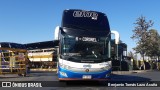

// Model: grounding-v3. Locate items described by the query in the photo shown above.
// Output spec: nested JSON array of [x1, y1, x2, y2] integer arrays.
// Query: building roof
[[0, 42, 26, 49], [24, 40, 59, 50]]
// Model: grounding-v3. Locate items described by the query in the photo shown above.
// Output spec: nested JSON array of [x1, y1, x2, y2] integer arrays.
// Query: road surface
[[0, 70, 160, 90]]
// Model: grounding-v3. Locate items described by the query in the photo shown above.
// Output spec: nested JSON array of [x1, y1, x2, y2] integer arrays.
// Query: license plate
[[82, 75, 92, 79]]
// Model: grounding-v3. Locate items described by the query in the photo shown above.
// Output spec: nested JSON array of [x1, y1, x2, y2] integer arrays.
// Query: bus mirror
[[54, 26, 60, 40], [111, 30, 120, 44]]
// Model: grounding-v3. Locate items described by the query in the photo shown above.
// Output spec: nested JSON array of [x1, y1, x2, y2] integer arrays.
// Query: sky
[[0, 0, 160, 52]]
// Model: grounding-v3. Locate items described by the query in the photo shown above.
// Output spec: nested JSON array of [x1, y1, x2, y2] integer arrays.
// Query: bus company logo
[[2, 82, 11, 87], [73, 11, 98, 20], [85, 69, 89, 72]]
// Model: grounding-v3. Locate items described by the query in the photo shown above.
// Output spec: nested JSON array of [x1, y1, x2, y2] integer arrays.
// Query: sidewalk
[[112, 70, 151, 75]]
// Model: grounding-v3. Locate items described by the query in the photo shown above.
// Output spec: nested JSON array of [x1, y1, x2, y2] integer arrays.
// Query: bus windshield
[[60, 33, 110, 63]]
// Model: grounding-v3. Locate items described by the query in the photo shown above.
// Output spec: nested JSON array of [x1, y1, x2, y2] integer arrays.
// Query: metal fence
[[0, 48, 27, 76]]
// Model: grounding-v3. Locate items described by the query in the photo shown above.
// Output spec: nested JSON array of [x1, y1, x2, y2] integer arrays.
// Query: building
[[24, 40, 59, 68]]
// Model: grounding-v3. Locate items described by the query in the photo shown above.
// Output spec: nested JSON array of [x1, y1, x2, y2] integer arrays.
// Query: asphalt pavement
[[0, 70, 160, 90]]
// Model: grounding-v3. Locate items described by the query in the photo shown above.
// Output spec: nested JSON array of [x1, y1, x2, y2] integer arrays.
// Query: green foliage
[[128, 51, 137, 60], [130, 16, 160, 70], [131, 16, 154, 58], [145, 29, 160, 57], [131, 16, 153, 41], [131, 16, 160, 69]]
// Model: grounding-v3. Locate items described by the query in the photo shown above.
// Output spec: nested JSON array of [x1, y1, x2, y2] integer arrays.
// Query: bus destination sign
[[73, 11, 98, 20], [76, 37, 97, 42]]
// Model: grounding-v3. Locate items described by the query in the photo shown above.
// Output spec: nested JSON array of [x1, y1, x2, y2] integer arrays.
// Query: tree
[[145, 29, 160, 58], [145, 29, 160, 70], [131, 16, 154, 70], [128, 51, 137, 60]]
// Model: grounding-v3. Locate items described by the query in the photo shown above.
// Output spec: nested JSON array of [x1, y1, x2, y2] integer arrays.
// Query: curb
[[31, 69, 57, 72], [112, 70, 150, 74]]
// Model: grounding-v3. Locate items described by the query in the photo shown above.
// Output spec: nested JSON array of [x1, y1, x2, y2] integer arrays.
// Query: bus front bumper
[[58, 67, 112, 81]]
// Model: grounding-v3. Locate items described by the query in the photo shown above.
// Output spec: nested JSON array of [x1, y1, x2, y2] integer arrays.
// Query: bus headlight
[[59, 63, 71, 70], [101, 65, 111, 70], [60, 71, 68, 77]]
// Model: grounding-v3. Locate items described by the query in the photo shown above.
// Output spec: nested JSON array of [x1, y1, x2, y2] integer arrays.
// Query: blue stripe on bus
[[58, 66, 112, 79]]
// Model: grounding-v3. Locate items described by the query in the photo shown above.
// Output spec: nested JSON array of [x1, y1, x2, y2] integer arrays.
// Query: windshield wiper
[[92, 51, 98, 58]]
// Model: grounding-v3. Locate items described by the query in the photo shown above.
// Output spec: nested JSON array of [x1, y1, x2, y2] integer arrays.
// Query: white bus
[[54, 9, 119, 81]]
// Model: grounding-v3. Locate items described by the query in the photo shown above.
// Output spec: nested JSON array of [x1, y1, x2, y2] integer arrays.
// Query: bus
[[27, 48, 55, 68], [54, 9, 119, 81]]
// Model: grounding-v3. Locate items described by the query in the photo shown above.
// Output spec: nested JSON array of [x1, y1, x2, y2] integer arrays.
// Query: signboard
[[73, 11, 98, 20], [76, 37, 98, 42]]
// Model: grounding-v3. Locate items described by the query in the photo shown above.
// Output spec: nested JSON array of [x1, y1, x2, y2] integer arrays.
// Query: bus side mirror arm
[[111, 30, 120, 44], [54, 26, 60, 40], [111, 30, 120, 61]]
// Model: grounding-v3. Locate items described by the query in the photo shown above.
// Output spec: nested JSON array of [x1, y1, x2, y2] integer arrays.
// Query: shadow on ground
[[64, 74, 151, 87], [111, 74, 151, 81], [0, 71, 56, 78]]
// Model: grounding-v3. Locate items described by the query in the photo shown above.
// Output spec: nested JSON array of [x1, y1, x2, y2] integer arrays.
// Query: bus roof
[[61, 9, 110, 32]]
